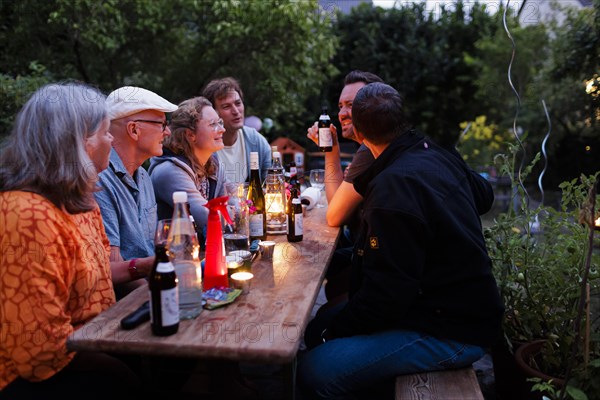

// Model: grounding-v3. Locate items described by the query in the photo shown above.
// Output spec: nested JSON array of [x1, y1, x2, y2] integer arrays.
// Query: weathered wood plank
[[395, 367, 483, 400]]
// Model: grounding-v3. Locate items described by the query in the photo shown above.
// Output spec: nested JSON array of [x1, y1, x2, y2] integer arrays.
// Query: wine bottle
[[149, 245, 179, 336], [287, 197, 303, 242], [287, 161, 300, 193], [247, 152, 267, 241], [168, 191, 203, 320], [294, 152, 306, 189], [318, 107, 332, 152]]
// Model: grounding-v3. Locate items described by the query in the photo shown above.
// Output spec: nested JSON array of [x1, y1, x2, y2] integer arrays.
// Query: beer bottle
[[287, 197, 303, 242], [247, 152, 267, 241], [318, 107, 332, 152], [149, 245, 179, 336]]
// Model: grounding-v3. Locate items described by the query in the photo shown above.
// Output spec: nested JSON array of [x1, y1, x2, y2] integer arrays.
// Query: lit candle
[[226, 255, 241, 278], [259, 241, 276, 261], [230, 272, 254, 294]]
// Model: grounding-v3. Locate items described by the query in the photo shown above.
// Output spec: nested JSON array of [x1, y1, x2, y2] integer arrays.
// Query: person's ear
[[126, 121, 139, 141], [185, 128, 195, 142]]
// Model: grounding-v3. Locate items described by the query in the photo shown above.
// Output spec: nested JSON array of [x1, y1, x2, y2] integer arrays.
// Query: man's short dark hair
[[343, 70, 384, 86], [352, 83, 411, 145], [202, 77, 244, 106]]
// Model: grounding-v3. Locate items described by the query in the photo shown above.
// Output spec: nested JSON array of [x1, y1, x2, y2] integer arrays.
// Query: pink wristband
[[128, 258, 141, 280]]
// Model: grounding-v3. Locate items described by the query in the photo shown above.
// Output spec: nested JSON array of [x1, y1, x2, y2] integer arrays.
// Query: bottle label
[[318, 127, 333, 147], [160, 287, 179, 326], [295, 213, 303, 235], [250, 152, 259, 170], [249, 214, 264, 236], [156, 261, 174, 273]]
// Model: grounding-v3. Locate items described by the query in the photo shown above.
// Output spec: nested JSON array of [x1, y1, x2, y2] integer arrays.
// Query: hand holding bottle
[[306, 121, 338, 148]]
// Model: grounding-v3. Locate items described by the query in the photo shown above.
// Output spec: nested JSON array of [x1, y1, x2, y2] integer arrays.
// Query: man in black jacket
[[298, 83, 504, 399]]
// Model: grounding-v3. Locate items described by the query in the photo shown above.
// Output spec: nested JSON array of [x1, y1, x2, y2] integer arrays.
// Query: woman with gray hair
[[0, 82, 139, 397], [149, 96, 227, 242]]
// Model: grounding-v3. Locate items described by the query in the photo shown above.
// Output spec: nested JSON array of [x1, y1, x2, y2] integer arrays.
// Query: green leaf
[[566, 385, 588, 400]]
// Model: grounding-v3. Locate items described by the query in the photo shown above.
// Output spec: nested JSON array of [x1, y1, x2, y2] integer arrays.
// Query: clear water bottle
[[168, 191, 203, 320]]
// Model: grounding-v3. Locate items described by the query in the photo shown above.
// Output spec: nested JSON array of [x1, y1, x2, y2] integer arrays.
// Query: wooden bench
[[395, 367, 483, 400]]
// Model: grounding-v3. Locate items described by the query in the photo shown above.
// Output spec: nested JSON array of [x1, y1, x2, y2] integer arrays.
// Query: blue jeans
[[298, 328, 485, 400]]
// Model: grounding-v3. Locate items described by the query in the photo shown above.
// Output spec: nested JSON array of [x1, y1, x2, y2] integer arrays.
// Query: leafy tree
[[465, 11, 549, 133], [538, 0, 600, 186], [156, 0, 338, 140], [326, 1, 498, 147], [0, 63, 53, 136], [0, 0, 337, 141], [469, 0, 599, 187]]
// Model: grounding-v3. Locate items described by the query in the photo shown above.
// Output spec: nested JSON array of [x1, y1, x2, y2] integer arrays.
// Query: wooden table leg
[[283, 357, 297, 400]]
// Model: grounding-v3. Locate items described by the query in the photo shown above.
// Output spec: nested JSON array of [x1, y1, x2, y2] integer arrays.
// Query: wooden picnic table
[[67, 206, 340, 366]]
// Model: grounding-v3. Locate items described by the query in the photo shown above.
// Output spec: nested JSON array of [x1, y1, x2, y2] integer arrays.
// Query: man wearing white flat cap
[[94, 86, 177, 297]]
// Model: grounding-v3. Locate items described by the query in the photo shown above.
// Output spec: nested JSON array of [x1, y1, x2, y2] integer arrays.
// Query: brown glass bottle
[[287, 197, 303, 242], [149, 245, 179, 336], [318, 107, 332, 152]]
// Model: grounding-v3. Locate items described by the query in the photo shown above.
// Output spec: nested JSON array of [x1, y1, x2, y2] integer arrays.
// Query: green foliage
[[157, 0, 339, 139], [540, 2, 600, 142], [1, 0, 598, 174], [0, 0, 337, 143], [567, 357, 600, 400], [328, 1, 499, 147], [485, 144, 600, 398], [457, 115, 511, 169], [0, 62, 53, 138], [459, 1, 599, 187], [529, 378, 589, 400], [466, 13, 549, 134]]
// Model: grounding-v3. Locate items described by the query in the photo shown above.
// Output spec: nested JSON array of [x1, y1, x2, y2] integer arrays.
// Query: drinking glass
[[155, 219, 172, 247], [309, 169, 326, 208], [223, 182, 250, 252]]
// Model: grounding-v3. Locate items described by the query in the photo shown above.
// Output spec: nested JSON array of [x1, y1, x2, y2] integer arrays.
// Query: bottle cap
[[173, 191, 188, 203], [292, 198, 301, 204], [273, 151, 281, 159], [156, 261, 175, 273]]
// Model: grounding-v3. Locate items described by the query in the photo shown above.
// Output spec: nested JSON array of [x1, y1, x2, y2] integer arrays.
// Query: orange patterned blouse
[[0, 191, 116, 389]]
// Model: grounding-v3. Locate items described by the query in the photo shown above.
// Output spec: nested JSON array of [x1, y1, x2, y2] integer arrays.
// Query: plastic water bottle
[[168, 191, 203, 320]]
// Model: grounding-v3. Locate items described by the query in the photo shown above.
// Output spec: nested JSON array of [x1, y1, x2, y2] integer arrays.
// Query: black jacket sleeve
[[442, 146, 494, 215]]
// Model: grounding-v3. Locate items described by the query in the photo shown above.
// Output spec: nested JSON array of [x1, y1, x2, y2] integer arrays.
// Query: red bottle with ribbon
[[203, 196, 232, 290]]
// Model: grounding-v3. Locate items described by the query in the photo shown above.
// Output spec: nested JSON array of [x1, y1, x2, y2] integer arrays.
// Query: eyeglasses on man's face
[[207, 118, 225, 132], [133, 119, 168, 132]]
